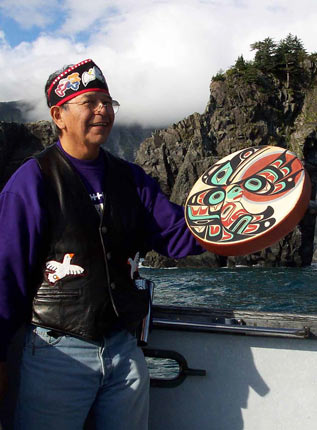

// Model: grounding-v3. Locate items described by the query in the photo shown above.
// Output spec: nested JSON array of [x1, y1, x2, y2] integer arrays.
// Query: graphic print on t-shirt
[[89, 191, 104, 216]]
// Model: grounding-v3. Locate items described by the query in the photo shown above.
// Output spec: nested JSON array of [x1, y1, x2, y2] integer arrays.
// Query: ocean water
[[139, 263, 317, 315]]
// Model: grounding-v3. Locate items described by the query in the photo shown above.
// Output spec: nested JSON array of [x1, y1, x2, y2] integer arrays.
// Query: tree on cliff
[[250, 34, 307, 87], [250, 37, 277, 72], [275, 34, 307, 87]]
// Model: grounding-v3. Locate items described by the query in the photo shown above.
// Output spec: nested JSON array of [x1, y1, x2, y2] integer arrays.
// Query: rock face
[[136, 67, 317, 267], [136, 113, 215, 201], [0, 101, 34, 123], [0, 121, 56, 190], [104, 124, 154, 162]]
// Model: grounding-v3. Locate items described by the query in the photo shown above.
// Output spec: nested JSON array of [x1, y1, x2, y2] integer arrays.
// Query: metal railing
[[153, 318, 311, 338]]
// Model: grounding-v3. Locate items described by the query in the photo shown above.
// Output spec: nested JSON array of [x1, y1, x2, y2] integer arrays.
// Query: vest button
[[110, 282, 116, 290], [101, 226, 107, 234], [106, 252, 112, 261]]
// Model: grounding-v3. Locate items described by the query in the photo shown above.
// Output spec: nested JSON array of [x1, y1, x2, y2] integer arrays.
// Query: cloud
[[0, 31, 7, 44], [58, 0, 120, 35], [0, 0, 61, 29], [0, 0, 317, 127]]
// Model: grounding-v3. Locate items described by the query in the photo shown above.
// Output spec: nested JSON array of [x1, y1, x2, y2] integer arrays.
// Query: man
[[0, 59, 203, 429]]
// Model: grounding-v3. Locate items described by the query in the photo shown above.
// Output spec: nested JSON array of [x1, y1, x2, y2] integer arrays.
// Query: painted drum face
[[185, 146, 311, 256]]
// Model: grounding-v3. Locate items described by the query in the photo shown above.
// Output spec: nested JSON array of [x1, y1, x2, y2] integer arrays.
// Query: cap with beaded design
[[47, 59, 110, 107]]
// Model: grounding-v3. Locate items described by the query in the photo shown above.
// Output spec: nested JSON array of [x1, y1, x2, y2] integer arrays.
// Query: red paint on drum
[[185, 146, 311, 256]]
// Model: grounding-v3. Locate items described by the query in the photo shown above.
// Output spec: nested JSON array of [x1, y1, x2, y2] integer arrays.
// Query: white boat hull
[[148, 327, 317, 430]]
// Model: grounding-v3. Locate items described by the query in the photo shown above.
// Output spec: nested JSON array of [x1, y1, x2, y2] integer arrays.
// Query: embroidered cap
[[47, 59, 110, 107]]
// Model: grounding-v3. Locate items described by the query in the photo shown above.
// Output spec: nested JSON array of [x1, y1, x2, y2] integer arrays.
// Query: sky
[[0, 0, 317, 127]]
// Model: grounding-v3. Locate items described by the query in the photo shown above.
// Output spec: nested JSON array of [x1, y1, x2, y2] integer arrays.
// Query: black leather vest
[[31, 144, 149, 340]]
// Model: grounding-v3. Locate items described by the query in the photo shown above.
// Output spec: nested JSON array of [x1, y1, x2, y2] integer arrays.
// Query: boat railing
[[153, 317, 311, 338]]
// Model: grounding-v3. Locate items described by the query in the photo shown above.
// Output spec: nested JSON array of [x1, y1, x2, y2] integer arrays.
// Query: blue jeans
[[14, 325, 149, 430]]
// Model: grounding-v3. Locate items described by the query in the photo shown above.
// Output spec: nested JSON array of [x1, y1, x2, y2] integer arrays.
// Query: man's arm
[[0, 160, 46, 365]]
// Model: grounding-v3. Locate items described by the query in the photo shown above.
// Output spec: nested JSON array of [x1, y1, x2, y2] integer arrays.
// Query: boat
[[1, 304, 317, 429], [145, 305, 317, 429]]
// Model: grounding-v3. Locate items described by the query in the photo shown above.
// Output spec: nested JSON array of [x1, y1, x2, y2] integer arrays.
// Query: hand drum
[[185, 146, 311, 256]]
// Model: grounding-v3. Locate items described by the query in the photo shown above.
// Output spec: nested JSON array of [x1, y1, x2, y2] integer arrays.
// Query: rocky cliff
[[0, 121, 55, 191], [104, 124, 154, 161], [136, 58, 317, 267], [0, 101, 34, 123]]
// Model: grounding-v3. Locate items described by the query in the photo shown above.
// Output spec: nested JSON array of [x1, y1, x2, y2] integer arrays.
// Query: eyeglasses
[[65, 99, 120, 114]]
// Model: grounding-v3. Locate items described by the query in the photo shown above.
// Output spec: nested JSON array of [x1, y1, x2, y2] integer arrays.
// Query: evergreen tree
[[250, 37, 277, 72], [235, 55, 247, 71], [275, 34, 307, 87]]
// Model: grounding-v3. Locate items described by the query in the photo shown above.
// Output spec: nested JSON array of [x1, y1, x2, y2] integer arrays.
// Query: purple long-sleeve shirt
[[0, 142, 204, 360]]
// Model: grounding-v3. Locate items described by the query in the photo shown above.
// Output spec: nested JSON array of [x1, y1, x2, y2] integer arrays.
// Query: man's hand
[[0, 362, 8, 402]]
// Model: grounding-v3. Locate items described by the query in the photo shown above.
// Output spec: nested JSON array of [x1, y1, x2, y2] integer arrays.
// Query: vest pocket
[[35, 288, 80, 301]]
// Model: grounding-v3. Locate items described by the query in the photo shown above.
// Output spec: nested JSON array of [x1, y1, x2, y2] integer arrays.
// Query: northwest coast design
[[45, 253, 85, 285], [185, 146, 305, 245]]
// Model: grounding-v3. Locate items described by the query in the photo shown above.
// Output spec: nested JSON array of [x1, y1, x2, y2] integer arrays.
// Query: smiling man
[[0, 59, 204, 429], [47, 59, 117, 159]]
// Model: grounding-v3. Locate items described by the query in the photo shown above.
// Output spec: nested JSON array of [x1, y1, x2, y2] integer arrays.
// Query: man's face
[[59, 91, 115, 147]]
